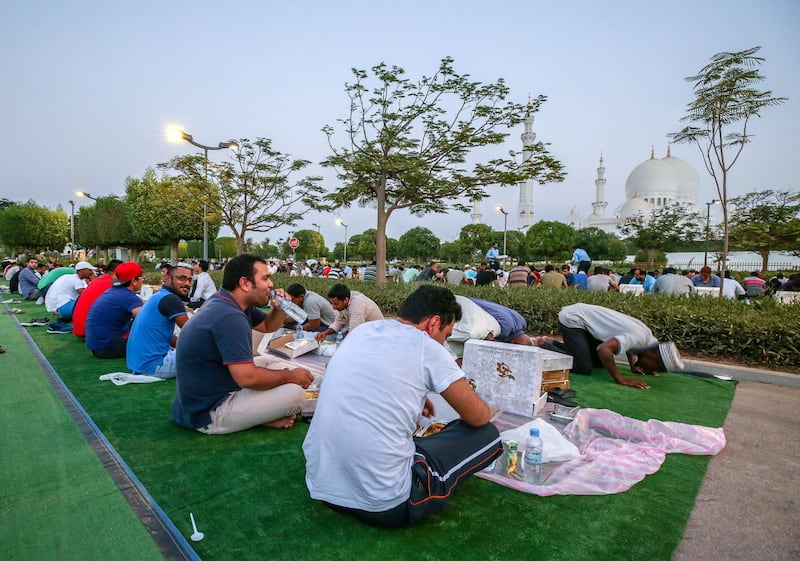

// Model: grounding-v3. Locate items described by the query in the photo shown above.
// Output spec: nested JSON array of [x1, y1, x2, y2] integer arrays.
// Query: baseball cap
[[112, 261, 144, 285], [75, 261, 96, 271]]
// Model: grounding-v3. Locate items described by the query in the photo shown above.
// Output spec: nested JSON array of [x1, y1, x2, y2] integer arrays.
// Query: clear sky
[[1, 0, 797, 249]]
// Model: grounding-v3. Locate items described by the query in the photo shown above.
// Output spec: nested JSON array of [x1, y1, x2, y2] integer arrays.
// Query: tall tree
[[125, 168, 208, 263], [321, 57, 565, 283], [728, 189, 800, 271], [457, 223, 495, 263], [163, 138, 323, 255], [397, 227, 440, 262], [619, 204, 702, 268], [0, 201, 66, 256], [525, 220, 576, 263], [668, 46, 787, 291]]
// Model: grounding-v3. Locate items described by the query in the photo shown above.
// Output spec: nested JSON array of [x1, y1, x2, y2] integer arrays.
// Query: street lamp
[[704, 199, 718, 268], [68, 199, 75, 254], [336, 218, 348, 264], [166, 127, 238, 260], [496, 204, 509, 268], [75, 190, 97, 201]]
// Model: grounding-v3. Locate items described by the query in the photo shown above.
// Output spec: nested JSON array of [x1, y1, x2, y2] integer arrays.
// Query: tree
[[0, 200, 66, 256], [728, 189, 800, 271], [457, 223, 495, 263], [668, 46, 787, 291], [291, 229, 326, 260], [619, 204, 702, 269], [321, 57, 565, 283], [525, 221, 575, 263], [163, 138, 323, 255], [125, 168, 208, 263], [397, 227, 440, 262]]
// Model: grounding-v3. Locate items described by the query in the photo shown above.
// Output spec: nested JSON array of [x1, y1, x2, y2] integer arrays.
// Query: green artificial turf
[[11, 299, 735, 561], [0, 307, 164, 561]]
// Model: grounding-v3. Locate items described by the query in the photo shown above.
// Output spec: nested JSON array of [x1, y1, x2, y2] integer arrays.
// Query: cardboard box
[[462, 340, 546, 418], [268, 334, 318, 359]]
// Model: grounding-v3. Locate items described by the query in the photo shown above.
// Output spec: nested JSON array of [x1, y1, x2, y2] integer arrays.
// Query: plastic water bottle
[[523, 428, 543, 484], [269, 290, 308, 324], [335, 330, 344, 348], [295, 324, 304, 340]]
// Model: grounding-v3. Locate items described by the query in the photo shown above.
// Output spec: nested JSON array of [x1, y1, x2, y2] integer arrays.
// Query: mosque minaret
[[590, 152, 608, 219], [516, 99, 537, 230]]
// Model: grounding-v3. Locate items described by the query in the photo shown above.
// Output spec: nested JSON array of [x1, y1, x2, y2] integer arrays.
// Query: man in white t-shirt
[[550, 303, 683, 389], [45, 261, 96, 321], [303, 285, 501, 527]]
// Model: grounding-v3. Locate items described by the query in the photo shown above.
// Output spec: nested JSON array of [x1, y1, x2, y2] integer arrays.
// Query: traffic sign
[[289, 237, 300, 249]]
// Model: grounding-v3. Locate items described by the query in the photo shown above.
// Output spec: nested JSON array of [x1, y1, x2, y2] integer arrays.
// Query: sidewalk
[[673, 375, 800, 561]]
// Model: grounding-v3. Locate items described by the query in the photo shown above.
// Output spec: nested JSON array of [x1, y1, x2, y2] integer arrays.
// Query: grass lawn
[[8, 298, 735, 561]]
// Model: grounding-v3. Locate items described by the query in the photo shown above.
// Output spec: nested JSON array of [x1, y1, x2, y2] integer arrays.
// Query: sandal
[[547, 391, 578, 408], [549, 387, 577, 399]]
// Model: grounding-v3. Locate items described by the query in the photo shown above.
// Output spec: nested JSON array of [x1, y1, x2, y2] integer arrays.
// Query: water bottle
[[269, 290, 308, 324], [295, 324, 304, 340], [335, 330, 344, 348], [523, 428, 543, 484]]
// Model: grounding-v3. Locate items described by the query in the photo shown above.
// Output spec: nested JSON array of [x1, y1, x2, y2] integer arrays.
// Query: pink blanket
[[477, 408, 726, 496]]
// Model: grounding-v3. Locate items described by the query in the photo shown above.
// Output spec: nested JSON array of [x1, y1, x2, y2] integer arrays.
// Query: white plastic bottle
[[523, 428, 543, 484], [335, 330, 344, 348], [295, 324, 304, 340], [269, 290, 308, 324]]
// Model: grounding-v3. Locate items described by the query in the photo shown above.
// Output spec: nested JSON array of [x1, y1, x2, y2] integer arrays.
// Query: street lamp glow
[[75, 190, 96, 200]]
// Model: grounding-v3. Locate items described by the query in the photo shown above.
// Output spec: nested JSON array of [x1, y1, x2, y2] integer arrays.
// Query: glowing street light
[[336, 218, 348, 264], [68, 199, 75, 253], [75, 190, 97, 201], [166, 126, 238, 259]]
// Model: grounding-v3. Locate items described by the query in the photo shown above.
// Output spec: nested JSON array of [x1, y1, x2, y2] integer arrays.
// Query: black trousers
[[553, 321, 604, 375], [91, 336, 128, 359], [326, 420, 502, 528], [576, 260, 591, 274]]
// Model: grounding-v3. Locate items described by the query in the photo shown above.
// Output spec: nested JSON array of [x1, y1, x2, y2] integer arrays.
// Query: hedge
[[163, 271, 798, 371]]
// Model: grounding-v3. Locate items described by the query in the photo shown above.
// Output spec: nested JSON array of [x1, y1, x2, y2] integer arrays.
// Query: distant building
[[568, 146, 700, 234]]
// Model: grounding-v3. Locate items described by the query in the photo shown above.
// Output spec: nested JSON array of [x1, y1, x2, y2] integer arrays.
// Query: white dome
[[625, 152, 699, 203], [619, 196, 651, 220]]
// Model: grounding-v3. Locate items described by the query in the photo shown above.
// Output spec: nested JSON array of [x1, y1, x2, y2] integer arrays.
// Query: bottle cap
[[530, 428, 540, 437]]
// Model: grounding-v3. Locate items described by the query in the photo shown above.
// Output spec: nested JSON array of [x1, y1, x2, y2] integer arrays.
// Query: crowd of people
[[2, 247, 797, 528]]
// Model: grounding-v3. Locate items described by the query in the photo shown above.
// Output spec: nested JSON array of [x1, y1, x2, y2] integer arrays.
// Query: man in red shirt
[[72, 260, 121, 338]]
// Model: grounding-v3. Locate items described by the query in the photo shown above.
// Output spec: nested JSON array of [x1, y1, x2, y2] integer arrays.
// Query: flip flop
[[547, 392, 578, 408], [549, 387, 577, 399]]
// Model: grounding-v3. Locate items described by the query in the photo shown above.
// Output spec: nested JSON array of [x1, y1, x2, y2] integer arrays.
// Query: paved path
[[673, 381, 800, 561]]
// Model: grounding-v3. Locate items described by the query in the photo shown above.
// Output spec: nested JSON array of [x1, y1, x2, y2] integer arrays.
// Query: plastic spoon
[[189, 512, 204, 541]]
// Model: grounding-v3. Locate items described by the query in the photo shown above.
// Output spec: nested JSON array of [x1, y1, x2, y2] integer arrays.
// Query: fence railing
[[668, 261, 800, 272]]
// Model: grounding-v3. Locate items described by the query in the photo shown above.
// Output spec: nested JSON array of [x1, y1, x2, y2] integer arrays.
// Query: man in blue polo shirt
[[126, 263, 193, 378], [85, 261, 144, 358], [172, 253, 313, 435]]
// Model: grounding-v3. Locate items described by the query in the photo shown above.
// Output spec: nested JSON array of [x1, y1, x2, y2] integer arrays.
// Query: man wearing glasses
[[126, 263, 193, 378]]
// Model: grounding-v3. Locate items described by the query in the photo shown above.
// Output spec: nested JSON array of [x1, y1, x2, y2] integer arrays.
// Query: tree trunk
[[170, 241, 178, 264], [760, 250, 769, 273], [375, 178, 389, 284]]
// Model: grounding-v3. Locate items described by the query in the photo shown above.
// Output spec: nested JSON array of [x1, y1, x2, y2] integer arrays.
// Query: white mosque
[[471, 102, 701, 235], [567, 146, 700, 234]]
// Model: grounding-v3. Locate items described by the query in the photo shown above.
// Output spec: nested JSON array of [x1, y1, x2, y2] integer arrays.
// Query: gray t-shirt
[[302, 290, 336, 327], [558, 303, 657, 357]]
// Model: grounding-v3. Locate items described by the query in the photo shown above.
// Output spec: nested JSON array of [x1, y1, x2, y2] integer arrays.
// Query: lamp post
[[336, 218, 348, 263], [68, 200, 75, 254], [75, 190, 97, 201], [704, 199, 718, 268], [496, 204, 509, 268], [166, 128, 238, 260]]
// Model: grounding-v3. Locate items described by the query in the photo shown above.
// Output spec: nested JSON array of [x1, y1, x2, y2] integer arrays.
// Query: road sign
[[289, 237, 300, 249]]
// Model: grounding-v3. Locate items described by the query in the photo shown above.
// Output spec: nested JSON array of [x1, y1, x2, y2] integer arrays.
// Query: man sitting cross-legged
[[126, 263, 193, 379], [303, 285, 501, 528], [172, 253, 313, 435]]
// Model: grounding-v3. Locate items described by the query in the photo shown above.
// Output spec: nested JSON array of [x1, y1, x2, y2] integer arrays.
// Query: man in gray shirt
[[653, 267, 695, 296], [285, 283, 336, 332], [586, 266, 618, 292]]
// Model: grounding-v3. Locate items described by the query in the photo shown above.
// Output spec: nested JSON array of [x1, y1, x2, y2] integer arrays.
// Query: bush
[[272, 275, 800, 370]]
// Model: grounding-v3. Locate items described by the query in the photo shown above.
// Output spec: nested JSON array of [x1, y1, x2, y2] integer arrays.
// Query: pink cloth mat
[[478, 408, 726, 496]]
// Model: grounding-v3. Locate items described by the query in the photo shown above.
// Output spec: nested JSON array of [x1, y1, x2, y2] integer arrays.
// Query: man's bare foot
[[263, 415, 296, 429]]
